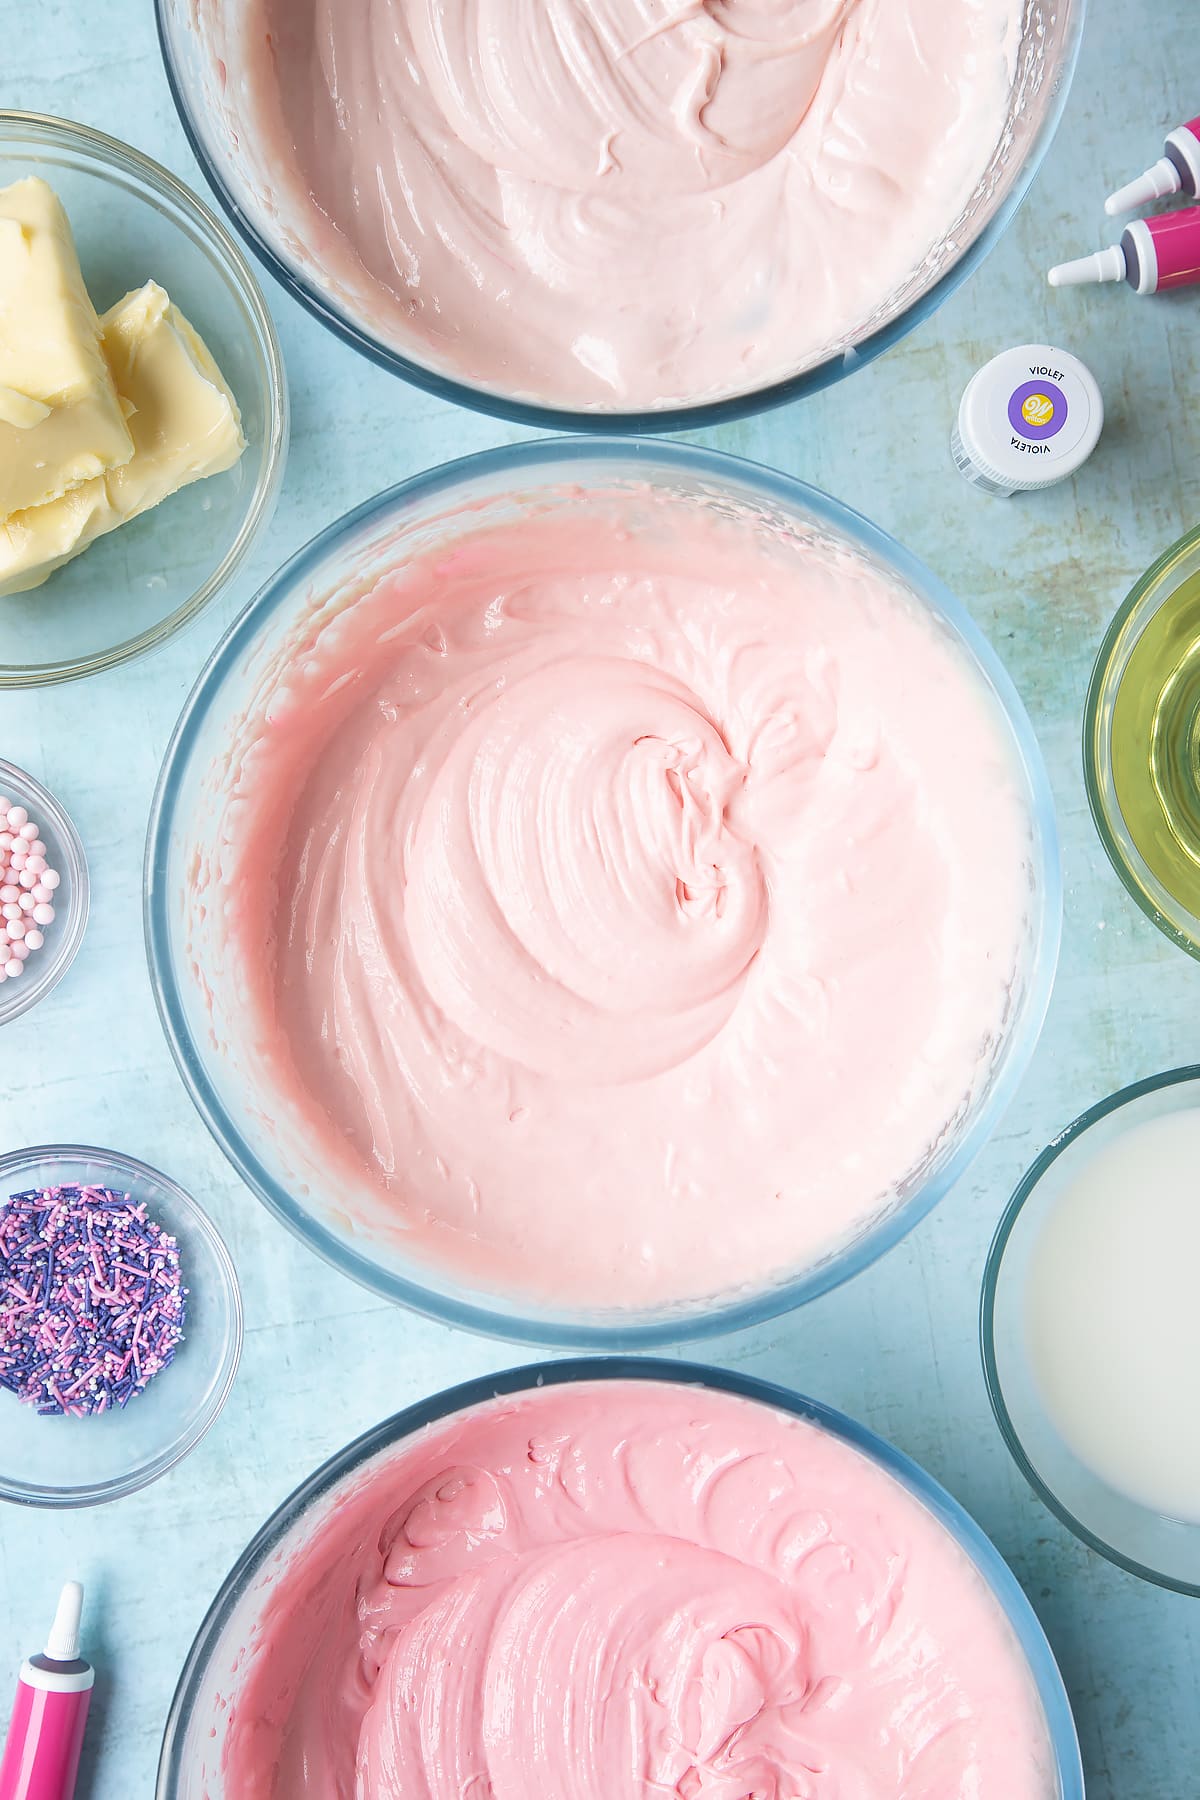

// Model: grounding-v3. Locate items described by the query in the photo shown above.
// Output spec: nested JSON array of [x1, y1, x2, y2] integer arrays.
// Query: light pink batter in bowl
[[156, 1362, 1082, 1799], [157, 0, 1085, 423], [231, 0, 1019, 411], [146, 441, 1059, 1341]]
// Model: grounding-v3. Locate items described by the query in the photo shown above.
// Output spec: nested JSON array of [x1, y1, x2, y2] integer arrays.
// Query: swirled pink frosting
[[218, 1380, 1055, 1798], [234, 0, 1019, 409], [218, 496, 1031, 1313]]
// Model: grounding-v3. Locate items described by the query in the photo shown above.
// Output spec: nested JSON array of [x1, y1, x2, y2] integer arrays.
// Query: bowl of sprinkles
[[0, 759, 88, 1027], [0, 1145, 241, 1507]]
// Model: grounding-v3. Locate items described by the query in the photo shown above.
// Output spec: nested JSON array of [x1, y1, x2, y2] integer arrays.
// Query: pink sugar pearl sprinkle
[[0, 794, 62, 989]]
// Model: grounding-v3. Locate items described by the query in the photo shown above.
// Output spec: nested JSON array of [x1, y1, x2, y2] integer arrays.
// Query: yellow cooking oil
[[1109, 568, 1200, 932]]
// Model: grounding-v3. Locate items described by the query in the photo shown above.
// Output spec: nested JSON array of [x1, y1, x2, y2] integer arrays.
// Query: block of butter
[[0, 177, 135, 517], [0, 281, 246, 597]]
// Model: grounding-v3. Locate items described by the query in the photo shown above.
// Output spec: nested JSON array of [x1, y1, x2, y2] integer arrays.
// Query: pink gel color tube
[[1048, 204, 1200, 296], [1107, 115, 1200, 214], [1142, 206, 1200, 288], [0, 1586, 93, 1800]]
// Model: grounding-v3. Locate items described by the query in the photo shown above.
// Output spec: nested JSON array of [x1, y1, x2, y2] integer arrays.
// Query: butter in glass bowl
[[0, 113, 287, 688]]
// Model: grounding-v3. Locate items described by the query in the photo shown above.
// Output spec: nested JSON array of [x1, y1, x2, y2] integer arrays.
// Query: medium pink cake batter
[[232, 0, 1020, 409], [218, 495, 1032, 1313], [218, 1380, 1055, 1798]]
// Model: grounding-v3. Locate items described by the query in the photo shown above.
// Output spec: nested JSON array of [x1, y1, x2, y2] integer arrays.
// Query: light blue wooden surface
[[2, 4, 1198, 1795]]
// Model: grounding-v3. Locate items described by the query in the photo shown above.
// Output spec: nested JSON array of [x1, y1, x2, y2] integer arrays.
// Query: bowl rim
[[1082, 520, 1200, 962], [980, 1063, 1200, 1596], [154, 0, 1086, 431], [144, 436, 1062, 1346], [0, 758, 90, 1028], [0, 109, 289, 689], [0, 1141, 244, 1508], [155, 1356, 1084, 1800]]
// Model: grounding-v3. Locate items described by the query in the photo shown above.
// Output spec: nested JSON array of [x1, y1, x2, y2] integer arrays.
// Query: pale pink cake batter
[[218, 1380, 1055, 1797], [233, 0, 1020, 409], [218, 495, 1032, 1313]]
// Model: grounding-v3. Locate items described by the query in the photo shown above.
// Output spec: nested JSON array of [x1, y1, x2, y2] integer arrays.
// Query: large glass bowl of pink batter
[[144, 439, 1060, 1345], [155, 1359, 1084, 1799], [153, 0, 1084, 431]]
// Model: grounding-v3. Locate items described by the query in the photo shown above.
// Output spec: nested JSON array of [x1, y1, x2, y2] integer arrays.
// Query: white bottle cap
[[951, 344, 1103, 496]]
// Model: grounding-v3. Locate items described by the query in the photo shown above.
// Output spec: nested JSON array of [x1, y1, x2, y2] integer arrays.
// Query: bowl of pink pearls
[[0, 759, 87, 1026]]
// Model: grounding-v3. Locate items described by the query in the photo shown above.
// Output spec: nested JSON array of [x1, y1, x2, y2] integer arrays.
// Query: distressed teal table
[[2, 4, 1198, 1794]]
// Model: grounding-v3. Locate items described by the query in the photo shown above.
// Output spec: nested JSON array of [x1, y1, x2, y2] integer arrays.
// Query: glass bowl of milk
[[983, 1066, 1200, 1593]]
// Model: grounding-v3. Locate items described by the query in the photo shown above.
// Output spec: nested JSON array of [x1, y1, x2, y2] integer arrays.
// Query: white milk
[[1026, 1107, 1200, 1524]]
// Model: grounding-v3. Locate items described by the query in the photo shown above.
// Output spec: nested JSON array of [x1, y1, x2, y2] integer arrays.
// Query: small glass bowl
[[1084, 523, 1200, 960], [0, 760, 88, 1028], [0, 1145, 243, 1508], [158, 1359, 1083, 1799], [982, 1068, 1200, 1594], [156, 0, 1084, 429], [0, 112, 288, 688]]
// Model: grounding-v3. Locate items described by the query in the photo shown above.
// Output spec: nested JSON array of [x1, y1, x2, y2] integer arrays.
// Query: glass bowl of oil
[[1085, 524, 1200, 959]]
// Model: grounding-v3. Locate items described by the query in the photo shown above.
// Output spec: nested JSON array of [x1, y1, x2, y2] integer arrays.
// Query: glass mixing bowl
[[0, 113, 288, 687], [144, 439, 1061, 1346], [156, 1359, 1083, 1799], [982, 1067, 1200, 1595], [154, 0, 1084, 430], [1084, 523, 1200, 961]]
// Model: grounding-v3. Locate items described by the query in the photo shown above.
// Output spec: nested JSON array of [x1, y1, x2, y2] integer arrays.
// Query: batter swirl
[[237, 0, 1020, 407], [219, 496, 1032, 1310], [220, 1381, 1055, 1798]]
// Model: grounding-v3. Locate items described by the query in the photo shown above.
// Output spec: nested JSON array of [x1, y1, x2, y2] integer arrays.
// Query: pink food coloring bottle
[[1048, 203, 1200, 296], [0, 1585, 93, 1800], [1107, 114, 1200, 214]]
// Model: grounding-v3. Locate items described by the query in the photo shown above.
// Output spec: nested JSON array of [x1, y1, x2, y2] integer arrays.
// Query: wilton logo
[[1021, 392, 1056, 428], [1008, 376, 1068, 444]]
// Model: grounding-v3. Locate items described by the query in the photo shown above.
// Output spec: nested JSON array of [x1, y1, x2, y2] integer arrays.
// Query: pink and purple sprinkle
[[0, 1182, 187, 1417]]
